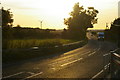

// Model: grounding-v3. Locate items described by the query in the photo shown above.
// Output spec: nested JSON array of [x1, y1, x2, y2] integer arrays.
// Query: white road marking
[[103, 53, 111, 57], [90, 70, 104, 80], [88, 47, 101, 57], [104, 65, 108, 70], [22, 72, 43, 80], [108, 63, 111, 66], [60, 58, 83, 67], [3, 72, 24, 79], [88, 53, 92, 56], [114, 48, 119, 52], [90, 63, 111, 80], [50, 47, 100, 67], [49, 51, 91, 66], [104, 63, 111, 70], [88, 51, 97, 56]]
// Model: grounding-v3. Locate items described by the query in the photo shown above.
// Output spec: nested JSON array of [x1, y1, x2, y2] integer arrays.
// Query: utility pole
[[39, 20, 43, 29], [106, 23, 109, 29]]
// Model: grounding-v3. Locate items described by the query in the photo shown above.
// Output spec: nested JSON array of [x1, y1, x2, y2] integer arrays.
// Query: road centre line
[[21, 72, 43, 80], [50, 48, 99, 66], [50, 47, 100, 66], [50, 51, 92, 66], [88, 47, 100, 57], [3, 72, 24, 79], [88, 51, 96, 56], [60, 58, 83, 67]]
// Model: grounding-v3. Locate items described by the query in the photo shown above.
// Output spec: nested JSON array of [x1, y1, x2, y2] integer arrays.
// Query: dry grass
[[3, 39, 75, 49]]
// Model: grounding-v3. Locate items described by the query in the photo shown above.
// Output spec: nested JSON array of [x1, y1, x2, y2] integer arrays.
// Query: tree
[[110, 17, 120, 47], [2, 7, 14, 39], [2, 7, 14, 28], [64, 2, 99, 40]]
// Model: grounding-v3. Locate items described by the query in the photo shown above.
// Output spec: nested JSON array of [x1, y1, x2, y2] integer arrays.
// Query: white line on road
[[3, 72, 24, 79], [88, 51, 97, 56], [60, 58, 83, 67], [90, 63, 111, 80], [103, 53, 111, 57], [104, 63, 110, 70], [90, 70, 104, 80], [49, 51, 91, 66], [108, 63, 111, 66], [88, 53, 92, 56], [88, 47, 101, 57], [21, 72, 43, 80]]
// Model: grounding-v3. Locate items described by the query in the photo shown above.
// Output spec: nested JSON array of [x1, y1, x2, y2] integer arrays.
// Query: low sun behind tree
[[64, 2, 99, 40]]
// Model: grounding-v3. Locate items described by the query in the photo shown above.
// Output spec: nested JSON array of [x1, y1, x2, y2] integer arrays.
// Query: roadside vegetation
[[2, 2, 98, 63], [104, 17, 120, 48], [3, 40, 87, 63], [3, 39, 76, 49]]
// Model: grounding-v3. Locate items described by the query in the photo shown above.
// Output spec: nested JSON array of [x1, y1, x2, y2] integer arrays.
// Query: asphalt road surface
[[2, 32, 117, 79]]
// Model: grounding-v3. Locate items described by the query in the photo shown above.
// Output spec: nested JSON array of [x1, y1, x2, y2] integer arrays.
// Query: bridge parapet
[[110, 48, 120, 79]]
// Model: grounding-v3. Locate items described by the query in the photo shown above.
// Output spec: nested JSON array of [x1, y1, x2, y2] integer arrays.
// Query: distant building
[[118, 1, 120, 17]]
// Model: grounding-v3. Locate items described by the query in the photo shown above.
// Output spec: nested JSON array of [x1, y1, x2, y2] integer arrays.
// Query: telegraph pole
[[39, 20, 43, 29], [106, 23, 109, 29]]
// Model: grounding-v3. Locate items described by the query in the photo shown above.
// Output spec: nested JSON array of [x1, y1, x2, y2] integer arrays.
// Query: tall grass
[[3, 39, 75, 49], [3, 39, 87, 63]]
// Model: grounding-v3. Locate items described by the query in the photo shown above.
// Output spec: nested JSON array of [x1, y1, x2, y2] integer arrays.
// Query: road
[[2, 32, 117, 79]]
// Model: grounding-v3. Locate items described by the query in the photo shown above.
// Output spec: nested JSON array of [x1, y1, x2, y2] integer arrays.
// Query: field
[[3, 39, 76, 49]]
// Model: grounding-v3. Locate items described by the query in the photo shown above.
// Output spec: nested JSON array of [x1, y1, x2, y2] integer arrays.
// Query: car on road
[[97, 32, 104, 41]]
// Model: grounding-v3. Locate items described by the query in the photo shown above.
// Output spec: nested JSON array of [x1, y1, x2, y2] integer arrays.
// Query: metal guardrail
[[110, 49, 120, 79]]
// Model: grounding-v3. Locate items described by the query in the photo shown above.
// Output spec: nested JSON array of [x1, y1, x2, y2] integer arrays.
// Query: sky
[[1, 0, 120, 29]]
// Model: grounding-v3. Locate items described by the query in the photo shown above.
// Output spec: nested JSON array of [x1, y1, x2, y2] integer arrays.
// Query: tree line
[[2, 2, 99, 40], [1, 7, 60, 39]]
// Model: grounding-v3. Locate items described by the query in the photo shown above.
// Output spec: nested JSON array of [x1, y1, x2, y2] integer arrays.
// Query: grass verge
[[3, 39, 88, 63]]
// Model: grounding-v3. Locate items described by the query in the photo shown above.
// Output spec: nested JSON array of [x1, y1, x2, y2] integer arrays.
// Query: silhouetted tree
[[2, 7, 13, 28], [64, 2, 99, 40], [16, 24, 21, 28], [2, 7, 14, 39], [110, 17, 120, 47]]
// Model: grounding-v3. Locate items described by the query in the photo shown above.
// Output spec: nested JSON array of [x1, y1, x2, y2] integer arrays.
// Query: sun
[[29, 0, 76, 18], [4, 0, 118, 29]]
